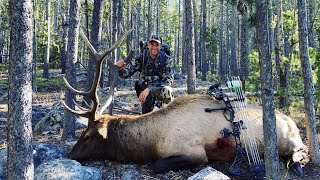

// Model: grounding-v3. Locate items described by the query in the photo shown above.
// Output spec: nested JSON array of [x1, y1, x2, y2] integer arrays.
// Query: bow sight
[[206, 77, 265, 178]]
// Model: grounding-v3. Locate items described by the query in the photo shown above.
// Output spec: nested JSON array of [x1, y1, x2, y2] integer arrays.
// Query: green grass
[[0, 64, 8, 75], [36, 76, 65, 92]]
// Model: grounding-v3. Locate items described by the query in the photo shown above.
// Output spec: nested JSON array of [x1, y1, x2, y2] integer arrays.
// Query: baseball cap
[[149, 35, 162, 44]]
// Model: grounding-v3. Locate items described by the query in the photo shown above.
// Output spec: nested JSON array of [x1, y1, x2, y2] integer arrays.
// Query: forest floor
[[0, 72, 320, 179]]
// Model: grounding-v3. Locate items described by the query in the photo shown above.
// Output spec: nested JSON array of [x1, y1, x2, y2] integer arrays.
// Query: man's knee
[[142, 93, 154, 114], [160, 86, 173, 104]]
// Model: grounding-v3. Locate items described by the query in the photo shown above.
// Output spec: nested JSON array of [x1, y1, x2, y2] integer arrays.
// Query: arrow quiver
[[206, 77, 265, 178]]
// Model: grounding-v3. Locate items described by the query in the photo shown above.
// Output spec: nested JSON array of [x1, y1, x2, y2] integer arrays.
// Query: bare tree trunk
[[275, 0, 289, 108], [200, 0, 207, 81], [219, 0, 226, 78], [297, 0, 320, 164], [192, 0, 199, 74], [307, 0, 316, 48], [147, 0, 152, 38], [181, 0, 186, 74], [86, 0, 104, 99], [32, 0, 38, 92], [60, 0, 68, 74], [156, 0, 160, 35], [143, 0, 146, 40], [84, 0, 90, 38], [136, 1, 141, 43], [255, 0, 281, 179], [225, 2, 231, 76], [230, 0, 237, 76], [108, 0, 123, 115], [185, 0, 196, 94], [62, 0, 81, 141], [238, 0, 249, 90], [177, 0, 181, 70], [8, 0, 34, 179], [43, 0, 51, 79]]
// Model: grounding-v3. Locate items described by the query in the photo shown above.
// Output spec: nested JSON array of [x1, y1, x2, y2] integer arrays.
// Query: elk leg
[[155, 155, 207, 173]]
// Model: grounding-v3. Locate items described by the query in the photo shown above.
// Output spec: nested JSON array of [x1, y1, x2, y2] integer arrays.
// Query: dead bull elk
[[62, 31, 308, 175]]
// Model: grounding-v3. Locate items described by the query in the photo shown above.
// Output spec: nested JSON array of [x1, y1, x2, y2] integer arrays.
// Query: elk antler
[[62, 29, 133, 121]]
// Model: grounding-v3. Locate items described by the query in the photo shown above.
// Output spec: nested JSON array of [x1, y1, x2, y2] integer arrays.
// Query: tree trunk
[[156, 0, 160, 35], [108, 0, 123, 115], [177, 0, 181, 70], [230, 0, 237, 76], [185, 0, 196, 94], [238, 0, 249, 90], [219, 0, 226, 78], [275, 0, 289, 108], [147, 0, 152, 38], [32, 0, 38, 92], [84, 0, 90, 38], [200, 0, 207, 81], [86, 0, 104, 100], [192, 0, 199, 74], [255, 0, 281, 179], [181, 0, 187, 74], [143, 0, 146, 40], [43, 0, 51, 79], [8, 0, 34, 179], [225, 2, 230, 76], [62, 0, 81, 141], [60, 0, 68, 74], [307, 0, 316, 48], [297, 0, 320, 164]]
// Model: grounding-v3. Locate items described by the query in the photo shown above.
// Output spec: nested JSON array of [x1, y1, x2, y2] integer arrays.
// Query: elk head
[[62, 29, 133, 158]]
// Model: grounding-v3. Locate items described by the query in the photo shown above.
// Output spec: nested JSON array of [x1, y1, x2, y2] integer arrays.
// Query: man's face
[[148, 41, 162, 57]]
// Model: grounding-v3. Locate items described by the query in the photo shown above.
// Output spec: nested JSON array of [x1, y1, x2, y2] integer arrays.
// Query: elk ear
[[98, 126, 108, 139]]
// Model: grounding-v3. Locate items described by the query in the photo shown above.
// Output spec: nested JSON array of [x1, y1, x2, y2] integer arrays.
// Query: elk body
[[68, 94, 308, 173], [63, 30, 307, 174]]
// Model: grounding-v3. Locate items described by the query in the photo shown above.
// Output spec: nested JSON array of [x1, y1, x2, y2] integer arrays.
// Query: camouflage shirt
[[119, 51, 174, 87]]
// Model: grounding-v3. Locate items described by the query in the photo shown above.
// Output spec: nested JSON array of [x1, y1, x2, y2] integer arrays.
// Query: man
[[116, 35, 174, 114]]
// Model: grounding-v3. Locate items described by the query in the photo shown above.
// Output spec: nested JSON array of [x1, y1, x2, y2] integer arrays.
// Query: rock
[[0, 118, 7, 123], [188, 167, 230, 180], [35, 159, 102, 180], [34, 110, 63, 135], [32, 142, 67, 168], [76, 117, 88, 129], [119, 164, 141, 180], [32, 108, 47, 128], [0, 142, 67, 179], [0, 149, 7, 180]]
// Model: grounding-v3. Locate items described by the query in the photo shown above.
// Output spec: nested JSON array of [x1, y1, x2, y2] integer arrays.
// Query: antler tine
[[98, 94, 113, 115], [63, 77, 89, 96], [73, 99, 90, 111], [80, 30, 101, 60], [61, 100, 90, 118]]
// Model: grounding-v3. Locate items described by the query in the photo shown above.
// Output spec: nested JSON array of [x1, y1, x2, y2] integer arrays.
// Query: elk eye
[[83, 132, 91, 140]]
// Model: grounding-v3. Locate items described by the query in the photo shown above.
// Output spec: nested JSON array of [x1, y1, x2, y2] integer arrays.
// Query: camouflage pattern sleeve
[[161, 55, 174, 86], [118, 55, 142, 79]]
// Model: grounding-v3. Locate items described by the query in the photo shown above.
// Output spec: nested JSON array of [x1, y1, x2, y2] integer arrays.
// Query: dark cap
[[149, 35, 162, 44]]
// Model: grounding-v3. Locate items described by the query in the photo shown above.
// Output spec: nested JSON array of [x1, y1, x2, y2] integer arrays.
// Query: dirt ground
[[1, 81, 320, 179]]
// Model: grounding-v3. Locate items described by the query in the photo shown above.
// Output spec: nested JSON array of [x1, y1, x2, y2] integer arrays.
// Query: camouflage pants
[[135, 81, 173, 114]]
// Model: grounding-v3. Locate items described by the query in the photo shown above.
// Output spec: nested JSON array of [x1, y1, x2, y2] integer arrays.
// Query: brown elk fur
[[69, 94, 308, 172]]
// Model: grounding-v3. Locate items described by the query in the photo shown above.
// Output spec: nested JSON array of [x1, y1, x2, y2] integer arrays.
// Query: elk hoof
[[291, 162, 303, 177]]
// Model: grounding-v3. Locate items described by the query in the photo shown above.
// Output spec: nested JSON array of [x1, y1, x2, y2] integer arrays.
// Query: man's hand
[[139, 88, 150, 104], [116, 60, 126, 71]]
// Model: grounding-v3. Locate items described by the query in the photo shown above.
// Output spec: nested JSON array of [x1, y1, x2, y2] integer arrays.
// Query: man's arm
[[118, 55, 142, 79], [161, 55, 174, 86]]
